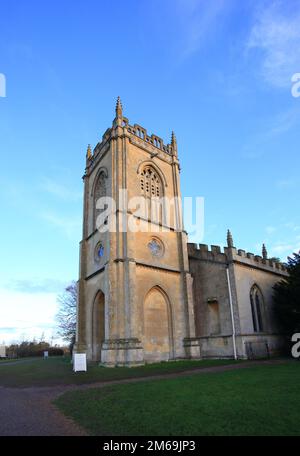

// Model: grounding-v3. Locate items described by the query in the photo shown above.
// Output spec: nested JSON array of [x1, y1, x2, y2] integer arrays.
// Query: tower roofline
[[85, 99, 179, 167], [114, 97, 176, 153]]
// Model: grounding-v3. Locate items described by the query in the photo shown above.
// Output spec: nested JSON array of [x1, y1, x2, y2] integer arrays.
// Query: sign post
[[73, 353, 87, 372]]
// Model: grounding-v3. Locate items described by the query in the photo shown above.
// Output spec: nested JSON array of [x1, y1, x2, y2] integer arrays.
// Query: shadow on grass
[[0, 356, 245, 388]]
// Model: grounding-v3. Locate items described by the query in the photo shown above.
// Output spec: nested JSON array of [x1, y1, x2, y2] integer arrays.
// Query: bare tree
[[56, 281, 77, 349]]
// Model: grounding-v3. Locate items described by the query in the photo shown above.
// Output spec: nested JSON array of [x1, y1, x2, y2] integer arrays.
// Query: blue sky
[[0, 0, 300, 344]]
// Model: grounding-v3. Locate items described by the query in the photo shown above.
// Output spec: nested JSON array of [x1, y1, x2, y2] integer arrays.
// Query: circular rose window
[[148, 238, 164, 257]]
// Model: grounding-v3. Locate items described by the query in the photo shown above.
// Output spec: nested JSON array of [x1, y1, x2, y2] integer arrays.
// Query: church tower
[[74, 98, 198, 365]]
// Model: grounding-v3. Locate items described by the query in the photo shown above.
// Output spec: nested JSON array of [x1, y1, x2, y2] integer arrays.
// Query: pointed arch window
[[250, 285, 264, 332], [93, 170, 107, 229], [139, 165, 163, 225], [140, 166, 162, 198]]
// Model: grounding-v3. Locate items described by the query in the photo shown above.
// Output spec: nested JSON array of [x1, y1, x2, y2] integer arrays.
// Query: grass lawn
[[0, 356, 241, 388], [55, 361, 299, 436], [0, 358, 19, 363]]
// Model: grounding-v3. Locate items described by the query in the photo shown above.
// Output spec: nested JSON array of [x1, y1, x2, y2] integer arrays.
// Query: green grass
[[0, 358, 19, 363], [0, 356, 240, 388], [55, 361, 299, 436]]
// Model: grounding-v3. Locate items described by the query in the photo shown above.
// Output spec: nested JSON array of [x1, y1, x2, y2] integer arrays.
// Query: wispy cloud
[[0, 323, 54, 335], [174, 0, 230, 59], [5, 278, 68, 294], [41, 177, 82, 201], [263, 107, 300, 138], [271, 239, 300, 255], [265, 226, 276, 234], [40, 211, 81, 238], [276, 177, 299, 189], [284, 222, 300, 231], [247, 0, 300, 88], [261, 223, 300, 260], [0, 288, 60, 345], [242, 105, 300, 158]]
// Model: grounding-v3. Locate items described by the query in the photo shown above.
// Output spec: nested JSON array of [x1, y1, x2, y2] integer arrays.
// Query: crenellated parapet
[[125, 120, 174, 156], [84, 97, 177, 175], [188, 243, 227, 264], [188, 242, 288, 275]]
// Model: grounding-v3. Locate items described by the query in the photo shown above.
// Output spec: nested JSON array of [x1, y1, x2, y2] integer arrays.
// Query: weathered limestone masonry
[[188, 233, 288, 359], [74, 98, 198, 365], [75, 98, 289, 365]]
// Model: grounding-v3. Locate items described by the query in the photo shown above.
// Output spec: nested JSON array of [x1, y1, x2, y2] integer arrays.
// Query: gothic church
[[74, 99, 287, 365]]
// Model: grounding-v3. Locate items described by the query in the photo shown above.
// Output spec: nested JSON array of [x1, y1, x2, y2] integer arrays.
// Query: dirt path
[[0, 359, 288, 436], [0, 386, 87, 436]]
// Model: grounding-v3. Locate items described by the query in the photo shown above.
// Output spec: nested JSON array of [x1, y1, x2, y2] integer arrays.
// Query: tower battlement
[[85, 98, 177, 175], [125, 119, 174, 155], [187, 243, 227, 263], [187, 242, 288, 275]]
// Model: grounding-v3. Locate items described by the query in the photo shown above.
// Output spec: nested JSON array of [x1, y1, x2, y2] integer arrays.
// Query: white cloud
[[0, 288, 60, 345], [242, 105, 300, 158], [41, 177, 82, 201], [277, 177, 299, 189], [5, 278, 68, 294], [284, 222, 300, 231], [263, 224, 300, 260], [174, 0, 230, 58], [40, 211, 81, 239], [270, 241, 300, 256], [266, 226, 276, 234], [247, 1, 300, 88], [263, 107, 300, 138]]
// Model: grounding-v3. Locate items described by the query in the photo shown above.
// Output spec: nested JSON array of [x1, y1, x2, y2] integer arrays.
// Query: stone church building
[[74, 98, 288, 366]]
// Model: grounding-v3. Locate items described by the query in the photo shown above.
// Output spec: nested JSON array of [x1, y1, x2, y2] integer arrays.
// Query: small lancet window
[[250, 285, 264, 332]]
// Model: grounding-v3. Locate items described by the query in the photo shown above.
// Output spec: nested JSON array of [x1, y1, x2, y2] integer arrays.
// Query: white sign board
[[73, 353, 87, 372], [44, 351, 49, 358], [0, 345, 6, 358]]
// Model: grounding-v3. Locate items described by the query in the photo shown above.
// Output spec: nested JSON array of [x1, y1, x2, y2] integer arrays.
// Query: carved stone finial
[[86, 144, 92, 159], [171, 131, 176, 145], [262, 243, 268, 260], [171, 131, 177, 155], [227, 229, 234, 248], [115, 96, 123, 118]]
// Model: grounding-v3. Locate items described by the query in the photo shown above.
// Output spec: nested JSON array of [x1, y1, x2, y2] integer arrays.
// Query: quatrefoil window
[[148, 238, 164, 257]]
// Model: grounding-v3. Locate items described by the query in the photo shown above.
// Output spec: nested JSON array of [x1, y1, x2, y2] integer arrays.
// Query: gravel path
[[0, 359, 287, 436], [0, 386, 87, 436]]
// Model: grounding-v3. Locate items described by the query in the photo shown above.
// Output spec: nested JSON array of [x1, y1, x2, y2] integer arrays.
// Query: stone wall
[[188, 243, 288, 359]]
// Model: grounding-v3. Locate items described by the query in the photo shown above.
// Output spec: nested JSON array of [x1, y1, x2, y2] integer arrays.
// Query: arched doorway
[[143, 286, 173, 362], [92, 290, 105, 361]]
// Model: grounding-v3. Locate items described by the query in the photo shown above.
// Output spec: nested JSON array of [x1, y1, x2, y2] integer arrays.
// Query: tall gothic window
[[250, 285, 264, 332], [139, 166, 163, 224], [140, 166, 162, 198], [93, 170, 107, 230]]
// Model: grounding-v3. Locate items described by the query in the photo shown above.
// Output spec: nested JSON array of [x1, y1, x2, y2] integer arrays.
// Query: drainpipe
[[226, 266, 237, 360]]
